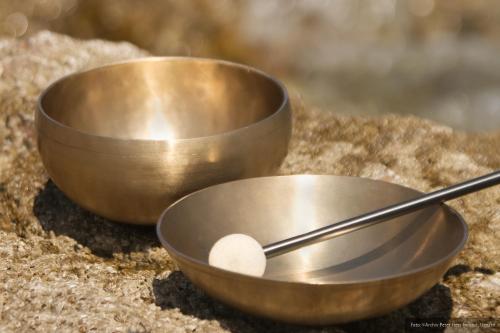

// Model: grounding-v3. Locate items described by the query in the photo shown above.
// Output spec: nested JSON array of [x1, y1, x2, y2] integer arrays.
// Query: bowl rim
[[156, 174, 469, 286], [37, 56, 290, 145]]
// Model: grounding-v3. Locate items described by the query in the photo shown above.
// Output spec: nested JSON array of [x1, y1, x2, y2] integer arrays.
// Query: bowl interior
[[41, 58, 285, 140], [159, 175, 466, 284]]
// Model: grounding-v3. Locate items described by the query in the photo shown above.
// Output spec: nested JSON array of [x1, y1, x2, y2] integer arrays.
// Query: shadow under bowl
[[157, 175, 468, 325], [36, 57, 291, 224]]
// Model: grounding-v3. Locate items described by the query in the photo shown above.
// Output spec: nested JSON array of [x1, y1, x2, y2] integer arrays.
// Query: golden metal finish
[[157, 175, 468, 325], [36, 57, 291, 224]]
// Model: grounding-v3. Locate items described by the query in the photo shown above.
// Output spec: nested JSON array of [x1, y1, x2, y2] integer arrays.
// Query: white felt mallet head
[[208, 234, 266, 277]]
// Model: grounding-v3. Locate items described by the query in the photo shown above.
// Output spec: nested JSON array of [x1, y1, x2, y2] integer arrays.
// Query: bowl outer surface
[[157, 175, 468, 324], [36, 57, 291, 224]]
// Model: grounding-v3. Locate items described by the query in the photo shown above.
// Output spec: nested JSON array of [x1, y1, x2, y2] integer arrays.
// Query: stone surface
[[0, 31, 499, 332]]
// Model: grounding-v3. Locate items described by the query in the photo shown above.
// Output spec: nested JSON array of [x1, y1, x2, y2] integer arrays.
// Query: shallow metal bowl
[[157, 175, 467, 325], [36, 57, 291, 224]]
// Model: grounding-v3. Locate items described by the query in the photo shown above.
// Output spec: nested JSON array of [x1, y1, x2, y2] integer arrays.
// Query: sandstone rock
[[0, 31, 499, 332]]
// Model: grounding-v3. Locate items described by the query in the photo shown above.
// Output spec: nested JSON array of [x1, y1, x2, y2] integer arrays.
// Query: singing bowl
[[157, 175, 468, 325], [36, 57, 291, 224]]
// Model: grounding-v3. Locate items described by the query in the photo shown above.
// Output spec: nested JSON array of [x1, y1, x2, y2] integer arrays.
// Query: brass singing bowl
[[36, 57, 291, 224], [157, 175, 467, 325]]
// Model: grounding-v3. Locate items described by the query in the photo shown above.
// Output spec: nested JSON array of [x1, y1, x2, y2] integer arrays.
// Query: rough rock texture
[[0, 32, 499, 332]]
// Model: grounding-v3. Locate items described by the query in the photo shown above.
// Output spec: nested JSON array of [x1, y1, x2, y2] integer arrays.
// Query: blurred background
[[2, 0, 500, 132]]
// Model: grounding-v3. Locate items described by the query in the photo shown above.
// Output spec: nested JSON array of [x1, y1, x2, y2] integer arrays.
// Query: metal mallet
[[209, 170, 500, 276]]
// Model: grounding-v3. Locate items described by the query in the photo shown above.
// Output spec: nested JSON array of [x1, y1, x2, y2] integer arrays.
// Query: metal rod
[[263, 170, 500, 258]]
